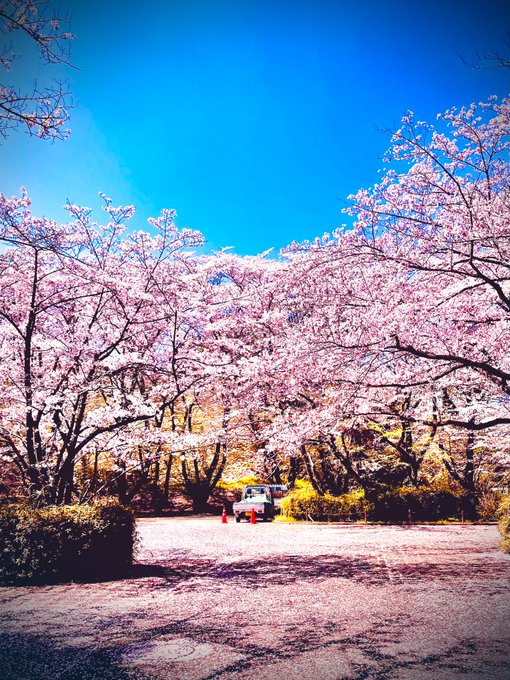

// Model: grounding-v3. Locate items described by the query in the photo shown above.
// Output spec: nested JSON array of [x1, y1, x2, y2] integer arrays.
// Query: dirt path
[[1, 519, 509, 679]]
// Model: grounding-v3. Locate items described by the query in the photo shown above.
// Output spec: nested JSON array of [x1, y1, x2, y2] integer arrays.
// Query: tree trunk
[[163, 454, 173, 506], [189, 485, 211, 514], [287, 455, 300, 489]]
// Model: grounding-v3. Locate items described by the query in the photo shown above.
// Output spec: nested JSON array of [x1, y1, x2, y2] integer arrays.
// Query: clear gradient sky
[[1, 0, 509, 254]]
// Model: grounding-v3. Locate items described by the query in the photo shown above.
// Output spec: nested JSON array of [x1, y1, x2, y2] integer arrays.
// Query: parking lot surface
[[0, 518, 509, 679]]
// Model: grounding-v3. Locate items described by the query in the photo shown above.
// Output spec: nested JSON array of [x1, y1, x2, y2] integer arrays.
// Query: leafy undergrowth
[[0, 501, 136, 584]]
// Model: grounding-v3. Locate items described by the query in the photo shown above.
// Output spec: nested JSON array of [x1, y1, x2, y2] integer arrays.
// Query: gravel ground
[[0, 518, 509, 679]]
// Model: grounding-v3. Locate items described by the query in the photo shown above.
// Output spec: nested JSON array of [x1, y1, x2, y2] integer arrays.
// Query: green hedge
[[281, 484, 371, 521], [498, 495, 510, 553], [0, 501, 136, 583], [367, 486, 463, 522], [281, 483, 465, 522]]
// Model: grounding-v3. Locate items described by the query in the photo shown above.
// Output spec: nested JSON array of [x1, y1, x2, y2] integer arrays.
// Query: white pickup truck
[[233, 484, 287, 522]]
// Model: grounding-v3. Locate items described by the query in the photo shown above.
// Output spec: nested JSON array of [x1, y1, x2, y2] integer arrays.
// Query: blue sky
[[1, 0, 509, 254]]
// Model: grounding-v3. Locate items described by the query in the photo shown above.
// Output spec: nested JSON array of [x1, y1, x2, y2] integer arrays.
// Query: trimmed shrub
[[367, 486, 462, 522], [0, 501, 136, 583], [497, 495, 510, 553], [281, 482, 465, 523], [281, 483, 371, 521]]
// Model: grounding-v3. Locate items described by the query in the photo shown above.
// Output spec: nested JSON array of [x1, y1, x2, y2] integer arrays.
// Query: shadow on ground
[[128, 552, 509, 592], [0, 633, 149, 680], [129, 553, 386, 590]]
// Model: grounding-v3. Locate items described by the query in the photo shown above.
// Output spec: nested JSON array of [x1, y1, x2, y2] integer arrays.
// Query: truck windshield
[[243, 487, 270, 501]]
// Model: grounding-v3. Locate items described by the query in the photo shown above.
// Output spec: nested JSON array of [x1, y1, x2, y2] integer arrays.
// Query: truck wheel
[[235, 515, 241, 523]]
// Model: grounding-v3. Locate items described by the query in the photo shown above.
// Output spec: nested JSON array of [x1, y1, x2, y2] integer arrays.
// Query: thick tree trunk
[[181, 441, 226, 513], [163, 454, 173, 506], [190, 486, 211, 514], [151, 458, 163, 514], [287, 455, 300, 489], [462, 430, 478, 519], [302, 444, 325, 495]]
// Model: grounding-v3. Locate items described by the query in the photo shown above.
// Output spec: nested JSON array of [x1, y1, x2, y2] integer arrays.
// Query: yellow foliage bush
[[280, 483, 371, 521], [216, 476, 262, 492], [498, 495, 510, 553], [477, 489, 505, 522]]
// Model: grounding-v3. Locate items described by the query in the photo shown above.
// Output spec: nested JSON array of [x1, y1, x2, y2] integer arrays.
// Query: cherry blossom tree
[[281, 99, 510, 420], [345, 96, 510, 429], [216, 96, 509, 497], [0, 189, 205, 505], [199, 250, 309, 486]]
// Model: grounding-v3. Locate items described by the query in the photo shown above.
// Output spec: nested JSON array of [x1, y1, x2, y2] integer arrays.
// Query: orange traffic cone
[[250, 508, 257, 524], [221, 507, 228, 524]]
